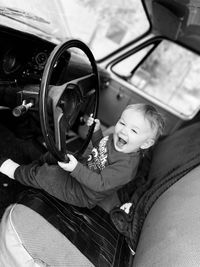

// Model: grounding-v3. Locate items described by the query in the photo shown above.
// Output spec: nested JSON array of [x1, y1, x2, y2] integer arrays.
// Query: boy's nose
[[120, 126, 127, 134]]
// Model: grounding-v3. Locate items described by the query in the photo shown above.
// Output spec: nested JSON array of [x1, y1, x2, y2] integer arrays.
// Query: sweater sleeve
[[81, 129, 104, 158], [71, 156, 139, 192], [91, 128, 103, 146]]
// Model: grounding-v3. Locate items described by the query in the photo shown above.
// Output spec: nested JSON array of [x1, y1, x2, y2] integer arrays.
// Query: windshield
[[0, 0, 69, 43], [0, 0, 149, 60]]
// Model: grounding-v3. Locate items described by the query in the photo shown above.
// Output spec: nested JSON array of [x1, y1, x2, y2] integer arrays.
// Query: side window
[[112, 44, 154, 77], [112, 40, 200, 118]]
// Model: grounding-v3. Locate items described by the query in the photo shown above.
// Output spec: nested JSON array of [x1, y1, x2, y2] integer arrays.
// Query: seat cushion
[[0, 204, 94, 267]]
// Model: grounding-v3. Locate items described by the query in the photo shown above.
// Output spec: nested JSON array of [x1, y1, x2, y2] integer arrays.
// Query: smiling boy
[[0, 103, 165, 210]]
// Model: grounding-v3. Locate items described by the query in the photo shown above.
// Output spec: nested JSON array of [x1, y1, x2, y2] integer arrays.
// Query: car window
[[0, 0, 70, 42], [61, 0, 150, 60], [113, 40, 200, 119], [112, 45, 154, 77]]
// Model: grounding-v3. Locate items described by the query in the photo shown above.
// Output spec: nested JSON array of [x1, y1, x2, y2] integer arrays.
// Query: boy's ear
[[140, 138, 155, 150]]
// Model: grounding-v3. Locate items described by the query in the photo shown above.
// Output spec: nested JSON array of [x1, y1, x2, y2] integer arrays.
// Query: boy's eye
[[119, 121, 125, 126], [131, 129, 137, 134]]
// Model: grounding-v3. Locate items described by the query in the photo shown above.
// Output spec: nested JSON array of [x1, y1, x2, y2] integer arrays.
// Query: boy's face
[[113, 108, 156, 153]]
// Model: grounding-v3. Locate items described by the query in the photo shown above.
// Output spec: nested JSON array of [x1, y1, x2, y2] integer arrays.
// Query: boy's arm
[[86, 115, 103, 146], [71, 157, 140, 192], [83, 128, 103, 157], [91, 128, 103, 146]]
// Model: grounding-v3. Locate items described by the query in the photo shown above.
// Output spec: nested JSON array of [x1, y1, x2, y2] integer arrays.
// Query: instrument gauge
[[2, 49, 21, 74], [35, 51, 48, 67]]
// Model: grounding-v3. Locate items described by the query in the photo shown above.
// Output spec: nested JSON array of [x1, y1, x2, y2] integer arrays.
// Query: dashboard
[[0, 27, 110, 89], [0, 31, 55, 84], [2, 47, 49, 79]]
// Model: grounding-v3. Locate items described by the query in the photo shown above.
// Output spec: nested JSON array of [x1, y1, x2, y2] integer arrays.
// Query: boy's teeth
[[119, 137, 126, 144]]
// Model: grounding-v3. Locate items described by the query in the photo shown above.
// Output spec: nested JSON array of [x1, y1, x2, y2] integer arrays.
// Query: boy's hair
[[124, 103, 165, 141]]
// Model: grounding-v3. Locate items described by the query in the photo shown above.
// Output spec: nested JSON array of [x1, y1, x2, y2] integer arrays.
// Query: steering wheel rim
[[39, 39, 99, 161]]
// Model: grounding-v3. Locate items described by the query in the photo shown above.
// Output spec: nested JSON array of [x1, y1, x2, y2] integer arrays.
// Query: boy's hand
[[58, 154, 78, 172], [86, 113, 101, 132]]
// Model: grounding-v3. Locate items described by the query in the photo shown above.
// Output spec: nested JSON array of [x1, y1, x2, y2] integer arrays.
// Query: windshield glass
[[0, 0, 69, 43], [0, 0, 149, 59]]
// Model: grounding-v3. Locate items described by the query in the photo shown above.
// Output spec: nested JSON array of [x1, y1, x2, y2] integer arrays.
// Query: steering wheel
[[39, 39, 99, 162]]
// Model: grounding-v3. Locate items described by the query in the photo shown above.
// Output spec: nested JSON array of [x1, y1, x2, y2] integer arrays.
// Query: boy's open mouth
[[116, 136, 127, 148]]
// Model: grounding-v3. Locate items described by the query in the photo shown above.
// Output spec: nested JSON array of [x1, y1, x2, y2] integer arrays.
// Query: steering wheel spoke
[[54, 113, 68, 152]]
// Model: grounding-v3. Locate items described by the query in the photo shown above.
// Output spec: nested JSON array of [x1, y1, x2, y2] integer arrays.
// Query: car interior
[[1, 0, 200, 266]]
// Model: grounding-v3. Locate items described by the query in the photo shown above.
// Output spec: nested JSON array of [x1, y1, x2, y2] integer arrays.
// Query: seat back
[[132, 122, 200, 266], [133, 164, 200, 266]]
